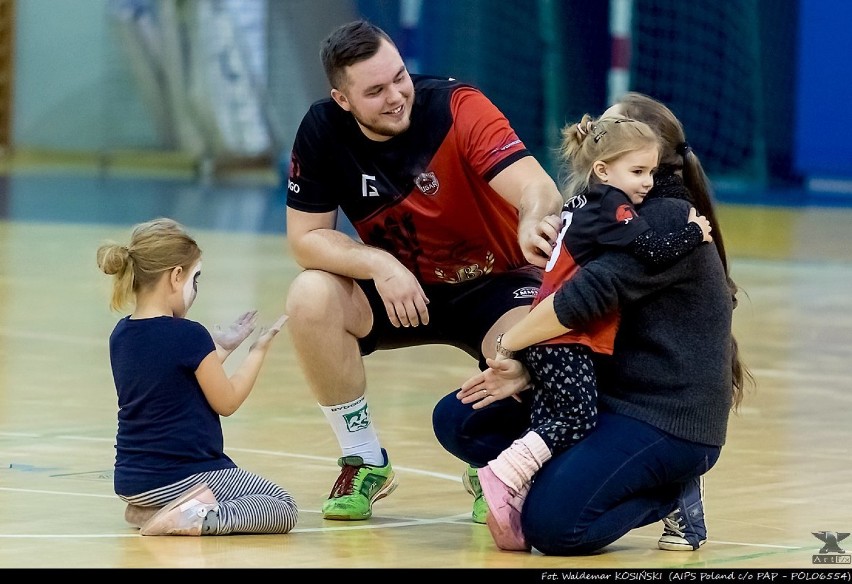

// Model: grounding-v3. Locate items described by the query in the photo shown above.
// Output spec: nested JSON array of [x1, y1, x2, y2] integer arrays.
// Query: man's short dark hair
[[321, 20, 395, 90]]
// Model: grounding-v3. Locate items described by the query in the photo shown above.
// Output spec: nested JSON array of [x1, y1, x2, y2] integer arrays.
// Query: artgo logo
[[812, 531, 851, 564]]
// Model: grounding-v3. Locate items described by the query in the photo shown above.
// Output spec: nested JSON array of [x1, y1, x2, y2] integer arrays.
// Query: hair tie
[[676, 142, 691, 156]]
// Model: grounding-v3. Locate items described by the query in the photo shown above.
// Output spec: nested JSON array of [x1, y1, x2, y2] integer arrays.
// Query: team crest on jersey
[[414, 172, 439, 195], [615, 204, 638, 224]]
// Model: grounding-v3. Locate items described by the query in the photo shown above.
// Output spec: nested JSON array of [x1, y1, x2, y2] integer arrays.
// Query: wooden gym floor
[[0, 168, 850, 569]]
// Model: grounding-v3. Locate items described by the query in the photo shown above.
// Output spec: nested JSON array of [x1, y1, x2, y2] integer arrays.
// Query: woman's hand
[[456, 357, 531, 409]]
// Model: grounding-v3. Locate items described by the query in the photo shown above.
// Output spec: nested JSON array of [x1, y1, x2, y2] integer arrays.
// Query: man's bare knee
[[286, 271, 345, 322], [285, 270, 370, 336]]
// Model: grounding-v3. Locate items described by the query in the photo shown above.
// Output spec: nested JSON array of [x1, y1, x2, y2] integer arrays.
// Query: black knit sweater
[[552, 173, 733, 446]]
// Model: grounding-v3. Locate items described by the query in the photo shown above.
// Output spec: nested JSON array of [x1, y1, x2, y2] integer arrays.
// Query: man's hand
[[519, 213, 562, 268], [486, 156, 563, 268], [212, 310, 258, 351], [456, 357, 531, 409], [373, 261, 430, 328]]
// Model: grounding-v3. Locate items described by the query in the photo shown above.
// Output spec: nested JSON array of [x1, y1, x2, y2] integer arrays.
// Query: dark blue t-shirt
[[109, 316, 235, 496]]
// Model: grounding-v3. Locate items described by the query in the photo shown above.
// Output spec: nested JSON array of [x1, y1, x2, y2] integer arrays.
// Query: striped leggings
[[120, 467, 298, 535]]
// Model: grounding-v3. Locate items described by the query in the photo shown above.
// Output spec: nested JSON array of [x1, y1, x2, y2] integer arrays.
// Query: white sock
[[320, 395, 383, 465]]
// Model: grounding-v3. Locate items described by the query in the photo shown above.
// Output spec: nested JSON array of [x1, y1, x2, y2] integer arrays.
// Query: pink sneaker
[[140, 484, 218, 536], [124, 503, 162, 528], [478, 465, 530, 551]]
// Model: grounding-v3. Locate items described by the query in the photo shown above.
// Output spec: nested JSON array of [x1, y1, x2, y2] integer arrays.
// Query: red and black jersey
[[286, 75, 531, 285], [533, 183, 651, 353]]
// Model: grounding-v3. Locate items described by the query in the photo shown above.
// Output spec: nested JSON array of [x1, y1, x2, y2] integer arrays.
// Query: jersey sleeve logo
[[490, 138, 522, 155], [615, 204, 638, 224], [414, 172, 440, 195], [287, 154, 302, 194]]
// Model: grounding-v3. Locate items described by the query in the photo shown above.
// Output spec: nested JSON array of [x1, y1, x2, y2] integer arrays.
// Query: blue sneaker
[[658, 476, 707, 551]]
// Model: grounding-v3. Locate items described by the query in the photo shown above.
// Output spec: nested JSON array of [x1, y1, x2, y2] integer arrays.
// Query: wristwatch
[[495, 333, 516, 359]]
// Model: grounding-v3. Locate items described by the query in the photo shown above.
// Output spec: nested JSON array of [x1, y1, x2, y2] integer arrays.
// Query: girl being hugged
[[463, 114, 713, 550], [96, 217, 297, 536]]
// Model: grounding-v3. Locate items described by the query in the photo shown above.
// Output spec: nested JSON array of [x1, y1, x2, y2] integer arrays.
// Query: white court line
[[4, 437, 468, 483], [9, 432, 851, 468], [0, 488, 808, 549], [0, 488, 808, 550], [0, 439, 824, 550], [0, 525, 806, 550], [0, 327, 103, 346], [0, 487, 114, 499]]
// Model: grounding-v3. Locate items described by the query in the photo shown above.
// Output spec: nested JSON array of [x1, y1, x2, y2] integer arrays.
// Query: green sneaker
[[463, 465, 488, 524], [321, 448, 398, 520]]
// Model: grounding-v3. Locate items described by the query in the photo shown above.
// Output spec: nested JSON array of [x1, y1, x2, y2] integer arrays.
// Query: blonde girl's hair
[[559, 113, 660, 200], [96, 218, 202, 312]]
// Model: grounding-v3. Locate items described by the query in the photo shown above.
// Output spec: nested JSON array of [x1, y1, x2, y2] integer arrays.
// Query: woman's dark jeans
[[433, 390, 720, 555]]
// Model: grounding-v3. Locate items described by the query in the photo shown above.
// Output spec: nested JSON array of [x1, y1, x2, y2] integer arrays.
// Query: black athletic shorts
[[355, 265, 542, 369]]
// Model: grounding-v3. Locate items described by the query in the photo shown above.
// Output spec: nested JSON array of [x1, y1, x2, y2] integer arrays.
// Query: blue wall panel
[[794, 0, 852, 179]]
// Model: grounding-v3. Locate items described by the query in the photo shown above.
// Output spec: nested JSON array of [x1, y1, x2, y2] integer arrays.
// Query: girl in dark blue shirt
[[97, 217, 297, 536]]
